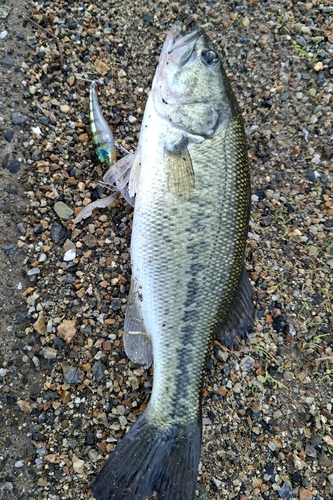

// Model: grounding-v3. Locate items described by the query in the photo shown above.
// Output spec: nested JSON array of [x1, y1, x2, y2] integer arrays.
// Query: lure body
[[89, 82, 116, 165]]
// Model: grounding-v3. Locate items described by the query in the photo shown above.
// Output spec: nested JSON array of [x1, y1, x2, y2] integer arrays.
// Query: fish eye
[[201, 50, 219, 66]]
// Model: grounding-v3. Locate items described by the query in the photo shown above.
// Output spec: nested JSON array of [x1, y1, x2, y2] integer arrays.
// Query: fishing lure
[[89, 81, 116, 165]]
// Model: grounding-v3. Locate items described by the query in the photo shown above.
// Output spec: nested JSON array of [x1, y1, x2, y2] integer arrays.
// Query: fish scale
[[133, 112, 250, 427]]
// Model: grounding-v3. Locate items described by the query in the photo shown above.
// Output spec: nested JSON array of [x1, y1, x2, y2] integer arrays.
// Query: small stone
[[54, 201, 74, 220], [94, 59, 109, 74], [111, 298, 122, 311], [128, 115, 137, 123], [82, 233, 97, 248], [11, 112, 28, 125], [88, 449, 99, 462], [63, 366, 80, 384], [57, 319, 77, 343], [295, 35, 306, 47], [299, 488, 312, 500], [0, 5, 11, 18], [293, 453, 306, 470], [4, 244, 17, 265], [317, 71, 325, 87], [0, 30, 8, 39], [279, 482, 292, 499], [305, 442, 317, 458], [272, 314, 286, 333], [313, 61, 323, 72], [72, 457, 85, 473], [67, 22, 77, 30], [14, 460, 24, 468], [119, 415, 127, 426], [4, 130, 14, 142], [27, 267, 40, 276], [42, 347, 57, 359], [51, 221, 66, 243], [92, 362, 105, 383], [60, 104, 71, 114], [64, 248, 76, 261], [212, 478, 222, 488], [1, 55, 14, 69], [308, 246, 318, 256], [9, 158, 20, 174], [38, 253, 47, 263], [17, 399, 33, 414], [33, 314, 47, 335], [32, 149, 42, 161]]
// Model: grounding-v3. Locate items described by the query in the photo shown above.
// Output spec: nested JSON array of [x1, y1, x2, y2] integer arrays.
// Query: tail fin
[[92, 412, 201, 500]]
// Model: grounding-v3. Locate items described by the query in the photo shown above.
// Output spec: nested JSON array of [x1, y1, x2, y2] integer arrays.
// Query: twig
[[315, 356, 333, 363], [25, 17, 64, 71]]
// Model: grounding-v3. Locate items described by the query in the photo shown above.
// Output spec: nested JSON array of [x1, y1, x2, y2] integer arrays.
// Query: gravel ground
[[0, 1, 332, 499]]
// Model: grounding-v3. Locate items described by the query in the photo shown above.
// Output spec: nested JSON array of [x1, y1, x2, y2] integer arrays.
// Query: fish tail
[[92, 411, 201, 500]]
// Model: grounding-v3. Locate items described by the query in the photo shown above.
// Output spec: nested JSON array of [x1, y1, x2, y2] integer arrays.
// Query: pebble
[[17, 400, 33, 414], [11, 112, 28, 125], [63, 366, 80, 384], [307, 170, 320, 182], [0, 30, 8, 39], [54, 201, 74, 220], [50, 221, 66, 243], [82, 233, 97, 248], [9, 158, 20, 174], [92, 362, 105, 382], [305, 443, 317, 458], [296, 36, 306, 46], [4, 244, 17, 265], [0, 5, 11, 18], [57, 319, 77, 343], [4, 130, 14, 142], [60, 104, 71, 114], [31, 149, 41, 161], [33, 314, 47, 335], [64, 248, 76, 261], [317, 71, 325, 87], [279, 481, 292, 499], [88, 449, 99, 462], [42, 347, 57, 359], [1, 55, 14, 69], [27, 267, 40, 276], [72, 458, 85, 473]]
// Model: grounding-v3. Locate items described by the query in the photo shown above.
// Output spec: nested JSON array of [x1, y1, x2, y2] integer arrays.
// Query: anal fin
[[216, 268, 254, 347], [123, 280, 152, 368]]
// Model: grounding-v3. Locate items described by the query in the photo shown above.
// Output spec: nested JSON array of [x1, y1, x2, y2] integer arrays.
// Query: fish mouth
[[171, 26, 204, 53], [159, 24, 203, 66]]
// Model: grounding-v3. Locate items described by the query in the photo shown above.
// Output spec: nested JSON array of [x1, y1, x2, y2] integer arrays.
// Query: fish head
[[152, 25, 238, 138]]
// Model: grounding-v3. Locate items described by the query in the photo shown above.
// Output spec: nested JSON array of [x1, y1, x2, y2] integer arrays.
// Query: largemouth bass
[[92, 24, 254, 500]]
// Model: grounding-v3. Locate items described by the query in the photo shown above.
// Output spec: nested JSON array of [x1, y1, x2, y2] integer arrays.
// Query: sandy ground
[[0, 1, 332, 499]]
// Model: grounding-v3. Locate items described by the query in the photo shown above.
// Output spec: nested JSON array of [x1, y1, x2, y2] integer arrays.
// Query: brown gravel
[[0, 0, 332, 499]]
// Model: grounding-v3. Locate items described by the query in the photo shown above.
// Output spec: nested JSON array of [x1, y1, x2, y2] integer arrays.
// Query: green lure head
[[96, 146, 113, 165]]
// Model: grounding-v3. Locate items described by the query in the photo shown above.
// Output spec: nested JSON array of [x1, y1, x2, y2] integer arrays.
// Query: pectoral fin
[[166, 145, 195, 198], [123, 280, 152, 368], [216, 268, 255, 347]]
